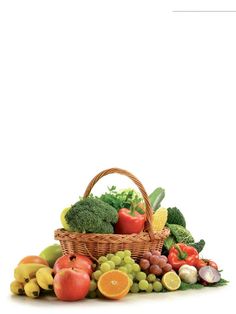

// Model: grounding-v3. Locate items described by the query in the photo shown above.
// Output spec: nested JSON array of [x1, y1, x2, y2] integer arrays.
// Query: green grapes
[[87, 291, 97, 298], [118, 266, 128, 273], [89, 280, 97, 292], [98, 256, 107, 264], [124, 250, 131, 257], [106, 253, 114, 260], [100, 262, 111, 273], [130, 283, 140, 293], [146, 283, 153, 293], [124, 256, 134, 264], [135, 271, 147, 281], [111, 255, 122, 266], [125, 264, 133, 273], [92, 270, 102, 280], [107, 260, 115, 269], [132, 264, 141, 272], [116, 251, 125, 259], [138, 280, 149, 291], [147, 274, 156, 283], [153, 281, 163, 292]]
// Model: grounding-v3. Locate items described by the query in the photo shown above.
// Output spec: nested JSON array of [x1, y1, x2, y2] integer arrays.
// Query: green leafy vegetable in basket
[[98, 186, 143, 213], [65, 198, 118, 234]]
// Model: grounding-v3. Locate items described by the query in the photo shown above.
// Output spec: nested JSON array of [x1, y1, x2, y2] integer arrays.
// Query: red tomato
[[195, 259, 207, 269], [207, 260, 218, 270]]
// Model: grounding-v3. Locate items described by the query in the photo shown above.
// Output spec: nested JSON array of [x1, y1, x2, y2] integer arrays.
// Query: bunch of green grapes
[[87, 249, 141, 298], [130, 272, 163, 293]]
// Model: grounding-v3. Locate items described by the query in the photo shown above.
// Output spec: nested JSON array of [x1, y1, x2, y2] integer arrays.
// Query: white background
[[0, 1, 235, 313]]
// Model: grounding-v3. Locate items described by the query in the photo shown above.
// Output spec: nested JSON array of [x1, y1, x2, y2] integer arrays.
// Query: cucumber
[[149, 187, 165, 211]]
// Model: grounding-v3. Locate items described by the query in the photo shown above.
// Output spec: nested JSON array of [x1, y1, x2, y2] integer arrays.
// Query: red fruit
[[53, 268, 90, 301], [53, 254, 92, 276], [139, 259, 150, 270], [150, 255, 160, 265], [151, 250, 161, 256], [149, 265, 162, 276], [195, 259, 207, 270], [143, 252, 152, 260], [162, 263, 172, 273], [158, 257, 167, 268], [160, 255, 168, 262]]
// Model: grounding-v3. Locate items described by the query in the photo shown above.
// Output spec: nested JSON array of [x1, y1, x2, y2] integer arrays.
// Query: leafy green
[[167, 207, 186, 227], [178, 278, 229, 291], [98, 186, 143, 213], [164, 235, 176, 250], [167, 223, 195, 244], [189, 239, 205, 253], [65, 197, 118, 233]]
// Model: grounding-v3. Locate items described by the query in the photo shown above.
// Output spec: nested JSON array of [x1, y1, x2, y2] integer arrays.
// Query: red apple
[[53, 268, 90, 301], [53, 254, 92, 276]]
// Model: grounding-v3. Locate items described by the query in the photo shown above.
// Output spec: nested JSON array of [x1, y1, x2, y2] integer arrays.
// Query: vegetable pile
[[10, 183, 228, 302]]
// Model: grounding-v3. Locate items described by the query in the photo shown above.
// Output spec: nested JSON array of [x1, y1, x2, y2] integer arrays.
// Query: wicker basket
[[55, 168, 170, 260]]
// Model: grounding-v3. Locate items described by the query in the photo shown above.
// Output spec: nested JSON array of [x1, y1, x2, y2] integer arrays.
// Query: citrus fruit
[[161, 271, 181, 291], [98, 270, 130, 300]]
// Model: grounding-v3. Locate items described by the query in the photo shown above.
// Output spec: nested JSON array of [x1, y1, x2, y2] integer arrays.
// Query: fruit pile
[[10, 179, 228, 302]]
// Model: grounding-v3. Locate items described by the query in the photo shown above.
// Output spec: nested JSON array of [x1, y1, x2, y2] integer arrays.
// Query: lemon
[[161, 271, 181, 291], [60, 207, 72, 231], [152, 207, 168, 232]]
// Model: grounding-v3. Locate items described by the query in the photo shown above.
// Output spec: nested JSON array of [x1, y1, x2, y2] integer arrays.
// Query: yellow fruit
[[98, 270, 130, 300], [14, 263, 47, 283], [24, 278, 40, 298], [10, 280, 24, 295], [60, 207, 72, 231], [36, 267, 54, 290], [161, 271, 181, 291], [152, 207, 168, 232]]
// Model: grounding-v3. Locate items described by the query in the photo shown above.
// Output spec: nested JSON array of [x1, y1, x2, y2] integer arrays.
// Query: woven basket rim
[[55, 227, 170, 244]]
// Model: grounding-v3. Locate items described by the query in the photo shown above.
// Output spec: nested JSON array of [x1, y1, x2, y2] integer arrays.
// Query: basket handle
[[83, 167, 154, 237]]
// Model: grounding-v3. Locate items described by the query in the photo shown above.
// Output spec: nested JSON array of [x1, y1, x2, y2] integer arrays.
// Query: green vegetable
[[167, 224, 194, 244], [65, 198, 118, 233], [164, 235, 176, 250], [164, 236, 205, 253], [149, 187, 165, 211], [188, 239, 205, 253], [178, 278, 228, 291], [167, 207, 186, 227], [98, 186, 143, 212]]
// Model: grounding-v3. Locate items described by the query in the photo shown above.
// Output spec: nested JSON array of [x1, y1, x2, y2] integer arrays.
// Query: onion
[[198, 266, 221, 284]]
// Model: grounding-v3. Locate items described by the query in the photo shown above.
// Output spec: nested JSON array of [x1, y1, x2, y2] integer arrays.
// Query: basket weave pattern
[[55, 168, 170, 260]]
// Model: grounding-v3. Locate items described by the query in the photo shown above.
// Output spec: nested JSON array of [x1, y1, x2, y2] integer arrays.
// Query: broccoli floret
[[65, 198, 118, 234]]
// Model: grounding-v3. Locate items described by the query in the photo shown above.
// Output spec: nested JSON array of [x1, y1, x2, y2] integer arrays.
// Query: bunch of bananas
[[10, 263, 54, 298]]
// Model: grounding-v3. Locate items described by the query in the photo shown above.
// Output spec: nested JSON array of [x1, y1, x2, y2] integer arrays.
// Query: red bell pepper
[[168, 243, 199, 270], [115, 204, 145, 234]]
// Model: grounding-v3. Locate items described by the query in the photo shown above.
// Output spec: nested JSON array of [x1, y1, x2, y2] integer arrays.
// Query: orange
[[98, 270, 130, 300]]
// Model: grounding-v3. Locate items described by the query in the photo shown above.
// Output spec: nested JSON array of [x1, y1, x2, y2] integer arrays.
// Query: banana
[[14, 263, 47, 283], [10, 280, 24, 295], [24, 278, 40, 298], [36, 267, 54, 290]]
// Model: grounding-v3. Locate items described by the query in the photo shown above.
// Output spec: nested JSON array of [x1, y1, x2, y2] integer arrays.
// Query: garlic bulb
[[178, 265, 198, 284]]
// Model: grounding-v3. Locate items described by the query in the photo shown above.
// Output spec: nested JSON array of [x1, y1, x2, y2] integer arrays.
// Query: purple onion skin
[[198, 266, 221, 284]]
